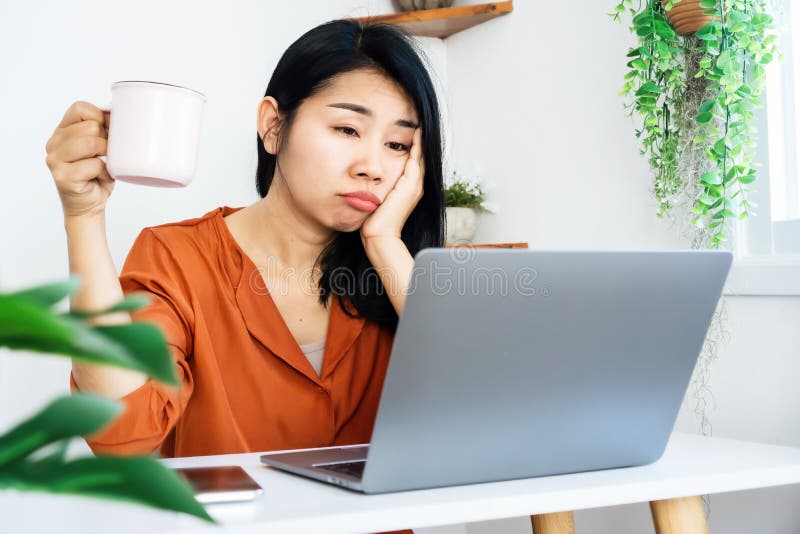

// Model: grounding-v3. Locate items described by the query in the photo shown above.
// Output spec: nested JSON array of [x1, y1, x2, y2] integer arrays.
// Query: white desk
[[3, 433, 800, 533]]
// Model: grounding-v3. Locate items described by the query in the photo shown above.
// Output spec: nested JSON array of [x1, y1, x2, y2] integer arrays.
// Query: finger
[[46, 119, 104, 156], [413, 131, 425, 198], [73, 156, 112, 182], [52, 157, 108, 192], [55, 119, 106, 143], [103, 110, 111, 132], [413, 132, 425, 178], [416, 131, 425, 176], [410, 128, 423, 162], [97, 165, 115, 185], [49, 135, 107, 164], [415, 129, 425, 193], [57, 101, 105, 129], [402, 149, 421, 181]]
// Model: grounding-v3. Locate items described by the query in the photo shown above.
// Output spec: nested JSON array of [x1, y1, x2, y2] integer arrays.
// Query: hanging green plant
[[611, 0, 778, 248]]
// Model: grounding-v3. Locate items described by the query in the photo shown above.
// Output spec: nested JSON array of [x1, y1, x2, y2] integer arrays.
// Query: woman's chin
[[331, 213, 368, 233], [339, 222, 365, 234]]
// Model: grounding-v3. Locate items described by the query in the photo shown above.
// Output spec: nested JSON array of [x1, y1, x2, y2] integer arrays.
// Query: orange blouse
[[71, 206, 397, 458]]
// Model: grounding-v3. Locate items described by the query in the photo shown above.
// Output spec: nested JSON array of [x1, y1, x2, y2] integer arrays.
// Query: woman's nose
[[353, 143, 384, 182]]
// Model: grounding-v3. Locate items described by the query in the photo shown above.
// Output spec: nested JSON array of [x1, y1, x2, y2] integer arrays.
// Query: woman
[[44, 19, 445, 458]]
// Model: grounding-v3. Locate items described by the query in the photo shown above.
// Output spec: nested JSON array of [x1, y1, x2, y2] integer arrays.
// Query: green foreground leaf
[[0, 455, 213, 523], [6, 278, 81, 308], [0, 394, 120, 467], [0, 294, 177, 385], [0, 279, 205, 522], [66, 294, 152, 319]]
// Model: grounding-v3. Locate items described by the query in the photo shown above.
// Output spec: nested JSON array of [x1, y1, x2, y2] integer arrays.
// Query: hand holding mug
[[45, 101, 114, 219], [45, 82, 206, 219]]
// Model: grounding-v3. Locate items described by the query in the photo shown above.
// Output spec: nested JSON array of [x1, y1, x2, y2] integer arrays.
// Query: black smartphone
[[175, 465, 264, 504]]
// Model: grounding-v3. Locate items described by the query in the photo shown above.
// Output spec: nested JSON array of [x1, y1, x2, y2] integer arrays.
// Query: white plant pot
[[445, 207, 478, 245]]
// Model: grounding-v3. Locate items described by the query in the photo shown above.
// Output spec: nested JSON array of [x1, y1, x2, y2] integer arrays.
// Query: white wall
[[1, 1, 798, 533]]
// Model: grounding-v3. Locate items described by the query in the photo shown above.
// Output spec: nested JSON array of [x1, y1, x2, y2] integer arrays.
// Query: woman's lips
[[340, 191, 381, 212]]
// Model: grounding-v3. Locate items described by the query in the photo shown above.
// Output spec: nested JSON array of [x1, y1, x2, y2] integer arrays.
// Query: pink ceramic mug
[[100, 81, 206, 187]]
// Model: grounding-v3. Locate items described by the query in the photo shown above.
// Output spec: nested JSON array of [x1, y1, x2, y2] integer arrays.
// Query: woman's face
[[266, 68, 419, 233]]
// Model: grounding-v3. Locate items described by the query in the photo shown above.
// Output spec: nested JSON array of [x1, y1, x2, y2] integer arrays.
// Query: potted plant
[[0, 278, 212, 522], [612, 0, 776, 247], [610, 0, 778, 433], [444, 170, 495, 245]]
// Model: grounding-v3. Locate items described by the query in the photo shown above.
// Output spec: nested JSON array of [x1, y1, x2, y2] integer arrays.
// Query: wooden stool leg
[[530, 511, 575, 534], [649, 496, 708, 534]]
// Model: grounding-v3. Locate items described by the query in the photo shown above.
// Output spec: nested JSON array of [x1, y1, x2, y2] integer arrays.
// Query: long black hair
[[255, 19, 445, 327]]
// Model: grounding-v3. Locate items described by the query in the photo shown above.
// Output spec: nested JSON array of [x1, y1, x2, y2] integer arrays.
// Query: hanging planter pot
[[662, 0, 715, 36]]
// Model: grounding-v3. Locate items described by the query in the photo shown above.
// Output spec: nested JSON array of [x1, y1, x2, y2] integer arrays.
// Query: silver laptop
[[261, 249, 732, 494]]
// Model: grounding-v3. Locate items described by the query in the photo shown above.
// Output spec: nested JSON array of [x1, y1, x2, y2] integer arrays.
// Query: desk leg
[[649, 496, 708, 534], [530, 511, 575, 534]]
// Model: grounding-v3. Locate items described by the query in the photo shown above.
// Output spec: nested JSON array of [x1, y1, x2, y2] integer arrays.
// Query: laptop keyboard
[[318, 459, 366, 479]]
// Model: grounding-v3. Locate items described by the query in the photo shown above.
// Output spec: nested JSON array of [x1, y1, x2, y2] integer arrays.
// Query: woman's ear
[[257, 96, 283, 154]]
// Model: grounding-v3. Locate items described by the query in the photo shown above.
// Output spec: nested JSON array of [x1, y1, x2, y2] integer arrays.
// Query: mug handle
[[98, 103, 111, 163]]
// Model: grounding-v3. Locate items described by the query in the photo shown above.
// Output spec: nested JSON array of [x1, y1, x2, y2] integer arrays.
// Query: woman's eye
[[335, 126, 358, 136], [335, 127, 408, 152], [387, 142, 409, 152]]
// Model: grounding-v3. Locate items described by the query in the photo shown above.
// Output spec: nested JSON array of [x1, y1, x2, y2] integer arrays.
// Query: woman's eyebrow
[[327, 102, 419, 129]]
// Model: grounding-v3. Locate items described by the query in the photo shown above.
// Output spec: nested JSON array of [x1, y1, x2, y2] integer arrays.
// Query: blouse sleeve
[[71, 228, 195, 457]]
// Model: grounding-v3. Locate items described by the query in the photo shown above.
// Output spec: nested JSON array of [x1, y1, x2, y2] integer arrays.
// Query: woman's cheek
[[388, 158, 408, 184]]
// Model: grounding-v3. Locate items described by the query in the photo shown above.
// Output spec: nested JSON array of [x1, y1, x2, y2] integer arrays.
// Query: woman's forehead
[[311, 69, 417, 121]]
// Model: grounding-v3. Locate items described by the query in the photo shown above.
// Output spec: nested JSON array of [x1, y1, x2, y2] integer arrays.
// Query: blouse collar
[[213, 207, 366, 385]]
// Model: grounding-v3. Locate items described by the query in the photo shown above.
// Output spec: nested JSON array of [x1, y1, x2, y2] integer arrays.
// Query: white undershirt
[[298, 338, 325, 376]]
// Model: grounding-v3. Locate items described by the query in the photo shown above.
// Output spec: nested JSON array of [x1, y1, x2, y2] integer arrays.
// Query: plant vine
[[612, 0, 778, 248]]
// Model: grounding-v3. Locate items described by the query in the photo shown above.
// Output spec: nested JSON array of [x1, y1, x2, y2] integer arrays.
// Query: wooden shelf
[[352, 1, 513, 39]]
